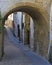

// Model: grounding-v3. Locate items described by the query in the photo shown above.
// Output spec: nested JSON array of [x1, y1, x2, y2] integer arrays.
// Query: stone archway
[[0, 2, 50, 60]]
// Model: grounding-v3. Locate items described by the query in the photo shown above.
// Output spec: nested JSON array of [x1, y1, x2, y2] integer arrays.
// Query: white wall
[[17, 12, 23, 40], [13, 12, 18, 37], [13, 12, 23, 39], [17, 12, 22, 30], [30, 17, 34, 51], [23, 13, 25, 44]]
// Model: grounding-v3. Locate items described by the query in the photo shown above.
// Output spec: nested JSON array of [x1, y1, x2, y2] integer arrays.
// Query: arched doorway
[[1, 2, 50, 60]]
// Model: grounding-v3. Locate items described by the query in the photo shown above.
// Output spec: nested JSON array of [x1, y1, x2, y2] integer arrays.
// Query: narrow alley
[[0, 27, 51, 65], [0, 0, 51, 65]]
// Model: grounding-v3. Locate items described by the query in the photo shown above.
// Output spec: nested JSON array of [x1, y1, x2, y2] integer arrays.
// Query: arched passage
[[0, 2, 50, 60]]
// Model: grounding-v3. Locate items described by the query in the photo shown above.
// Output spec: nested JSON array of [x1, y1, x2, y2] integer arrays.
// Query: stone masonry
[[0, 0, 51, 60]]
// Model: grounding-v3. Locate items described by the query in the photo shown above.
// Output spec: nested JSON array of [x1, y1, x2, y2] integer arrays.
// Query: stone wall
[[33, 15, 50, 59], [0, 0, 50, 60], [24, 13, 30, 45], [0, 0, 50, 17]]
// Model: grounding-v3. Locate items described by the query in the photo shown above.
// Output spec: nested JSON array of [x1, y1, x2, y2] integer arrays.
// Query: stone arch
[[1, 2, 50, 60]]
